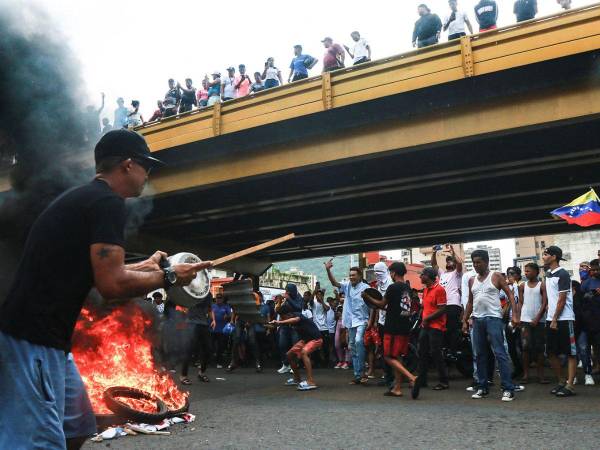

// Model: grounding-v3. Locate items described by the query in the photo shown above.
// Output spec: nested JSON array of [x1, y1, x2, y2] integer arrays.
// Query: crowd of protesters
[[148, 241, 600, 401], [82, 0, 576, 145]]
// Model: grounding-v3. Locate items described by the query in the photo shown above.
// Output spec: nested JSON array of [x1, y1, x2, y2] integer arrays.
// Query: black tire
[[103, 387, 168, 424], [164, 396, 190, 418]]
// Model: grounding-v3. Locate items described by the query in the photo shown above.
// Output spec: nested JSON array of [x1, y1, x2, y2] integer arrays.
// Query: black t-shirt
[[384, 282, 412, 335], [181, 88, 197, 106], [292, 313, 321, 341], [0, 179, 126, 351]]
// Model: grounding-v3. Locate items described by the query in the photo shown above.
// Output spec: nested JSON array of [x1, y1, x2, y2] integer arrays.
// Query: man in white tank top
[[463, 249, 520, 401], [518, 263, 548, 384]]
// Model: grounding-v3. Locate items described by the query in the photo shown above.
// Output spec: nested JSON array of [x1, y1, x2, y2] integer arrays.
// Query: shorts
[[364, 328, 381, 347], [545, 320, 577, 357], [383, 333, 409, 358], [0, 331, 97, 449], [288, 338, 323, 358], [520, 322, 545, 356]]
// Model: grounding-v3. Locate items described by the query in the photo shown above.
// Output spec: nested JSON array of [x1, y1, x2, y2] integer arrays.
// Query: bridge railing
[[138, 3, 600, 154]]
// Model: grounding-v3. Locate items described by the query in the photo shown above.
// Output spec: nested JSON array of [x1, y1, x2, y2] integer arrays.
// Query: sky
[[41, 0, 590, 120]]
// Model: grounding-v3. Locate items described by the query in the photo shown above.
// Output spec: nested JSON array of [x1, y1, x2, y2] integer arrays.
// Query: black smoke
[[0, 3, 152, 302]]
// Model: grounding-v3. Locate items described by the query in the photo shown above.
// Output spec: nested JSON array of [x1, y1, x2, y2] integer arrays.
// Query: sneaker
[[471, 389, 488, 399], [578, 361, 583, 369], [284, 378, 299, 386], [297, 381, 318, 391], [513, 385, 525, 392], [341, 362, 350, 370], [334, 363, 343, 369], [585, 374, 595, 386], [277, 364, 291, 374], [466, 380, 477, 392], [501, 391, 515, 402], [216, 364, 223, 369]]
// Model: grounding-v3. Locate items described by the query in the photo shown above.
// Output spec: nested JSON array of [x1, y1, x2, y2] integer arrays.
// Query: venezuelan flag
[[551, 189, 600, 227]]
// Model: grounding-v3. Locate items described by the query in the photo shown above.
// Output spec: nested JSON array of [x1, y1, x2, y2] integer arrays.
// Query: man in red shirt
[[417, 267, 449, 391], [321, 37, 345, 72]]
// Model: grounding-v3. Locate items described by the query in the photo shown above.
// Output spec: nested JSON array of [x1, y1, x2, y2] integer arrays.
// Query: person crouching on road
[[271, 304, 323, 391]]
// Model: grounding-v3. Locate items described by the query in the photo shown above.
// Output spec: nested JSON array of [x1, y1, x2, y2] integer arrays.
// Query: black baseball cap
[[544, 245, 566, 261], [94, 129, 164, 168]]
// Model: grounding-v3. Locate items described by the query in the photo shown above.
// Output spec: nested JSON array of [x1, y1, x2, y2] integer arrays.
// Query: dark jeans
[[211, 332, 228, 365], [417, 36, 439, 48], [179, 103, 194, 113], [278, 325, 300, 364], [448, 32, 466, 41], [292, 73, 308, 82], [445, 305, 463, 354], [505, 324, 523, 377], [231, 321, 261, 365], [353, 57, 370, 65], [418, 328, 448, 386], [182, 324, 211, 376]]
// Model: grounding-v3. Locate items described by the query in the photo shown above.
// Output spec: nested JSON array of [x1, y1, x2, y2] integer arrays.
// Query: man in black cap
[[0, 129, 212, 449], [542, 245, 577, 397]]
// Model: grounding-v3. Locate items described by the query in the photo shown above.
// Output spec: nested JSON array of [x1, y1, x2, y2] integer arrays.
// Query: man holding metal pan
[[0, 129, 211, 450]]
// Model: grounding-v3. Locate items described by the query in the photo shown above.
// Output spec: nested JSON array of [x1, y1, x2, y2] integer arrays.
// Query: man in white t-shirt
[[221, 67, 237, 101], [311, 288, 331, 367], [432, 244, 463, 358], [542, 246, 577, 397], [343, 31, 371, 66], [443, 0, 473, 41]]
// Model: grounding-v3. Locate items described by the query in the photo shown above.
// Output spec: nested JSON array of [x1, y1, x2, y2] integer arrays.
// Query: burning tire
[[103, 387, 168, 424], [165, 396, 189, 418]]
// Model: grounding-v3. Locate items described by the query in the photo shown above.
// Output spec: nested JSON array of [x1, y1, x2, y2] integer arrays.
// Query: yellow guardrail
[[139, 3, 600, 153]]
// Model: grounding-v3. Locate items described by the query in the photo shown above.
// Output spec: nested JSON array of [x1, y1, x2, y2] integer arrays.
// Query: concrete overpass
[[5, 5, 600, 268]]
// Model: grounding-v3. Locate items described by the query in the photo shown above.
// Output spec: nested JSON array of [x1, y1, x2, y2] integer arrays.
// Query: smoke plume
[[0, 2, 153, 301]]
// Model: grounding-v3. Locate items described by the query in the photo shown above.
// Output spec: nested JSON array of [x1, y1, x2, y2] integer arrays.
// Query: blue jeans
[[0, 331, 97, 449], [348, 324, 367, 379], [472, 317, 514, 392], [264, 79, 279, 89], [278, 325, 299, 364]]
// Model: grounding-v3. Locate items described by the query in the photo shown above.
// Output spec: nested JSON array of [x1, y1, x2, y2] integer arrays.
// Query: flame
[[71, 303, 188, 415]]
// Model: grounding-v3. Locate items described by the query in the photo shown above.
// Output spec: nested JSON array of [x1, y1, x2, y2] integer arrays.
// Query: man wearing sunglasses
[[0, 129, 212, 449]]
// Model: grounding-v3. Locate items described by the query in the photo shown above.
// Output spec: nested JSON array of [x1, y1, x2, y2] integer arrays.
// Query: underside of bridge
[[139, 49, 600, 263]]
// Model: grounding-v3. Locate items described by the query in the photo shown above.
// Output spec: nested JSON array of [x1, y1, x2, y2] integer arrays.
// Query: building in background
[[464, 244, 502, 272], [513, 235, 555, 271], [260, 266, 316, 293]]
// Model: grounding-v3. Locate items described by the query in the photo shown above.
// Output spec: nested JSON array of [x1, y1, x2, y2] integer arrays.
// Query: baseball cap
[[544, 245, 566, 261], [321, 36, 333, 42], [94, 129, 164, 168], [226, 66, 235, 71]]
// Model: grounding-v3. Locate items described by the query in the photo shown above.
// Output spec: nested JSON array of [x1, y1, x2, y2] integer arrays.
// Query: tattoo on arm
[[97, 247, 112, 259]]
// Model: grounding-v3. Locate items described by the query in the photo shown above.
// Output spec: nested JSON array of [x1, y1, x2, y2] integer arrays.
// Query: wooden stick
[[211, 233, 295, 267]]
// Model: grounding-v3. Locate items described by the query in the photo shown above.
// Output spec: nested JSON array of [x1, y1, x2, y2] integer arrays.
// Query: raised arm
[[324, 259, 341, 288], [98, 92, 105, 114], [449, 244, 463, 273]]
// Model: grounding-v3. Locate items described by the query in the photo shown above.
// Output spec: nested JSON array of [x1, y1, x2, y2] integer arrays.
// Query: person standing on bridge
[[325, 259, 370, 385], [443, 0, 473, 41], [321, 37, 345, 72], [288, 45, 318, 83], [463, 249, 519, 402], [344, 31, 371, 66], [412, 4, 443, 48], [474, 0, 498, 32], [514, 0, 537, 23]]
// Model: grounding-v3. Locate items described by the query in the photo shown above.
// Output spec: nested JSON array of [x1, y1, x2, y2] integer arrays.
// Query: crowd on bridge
[[84, 0, 577, 142], [153, 242, 600, 401]]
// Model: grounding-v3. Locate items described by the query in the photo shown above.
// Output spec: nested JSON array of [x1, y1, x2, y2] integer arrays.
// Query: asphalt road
[[84, 368, 600, 450]]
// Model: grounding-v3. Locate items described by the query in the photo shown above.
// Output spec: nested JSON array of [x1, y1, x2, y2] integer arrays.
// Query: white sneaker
[[466, 386, 476, 392], [585, 374, 595, 385], [471, 389, 488, 399], [284, 378, 299, 386], [577, 361, 583, 369], [514, 385, 525, 392], [501, 391, 515, 402], [573, 376, 578, 385], [277, 364, 291, 374]]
